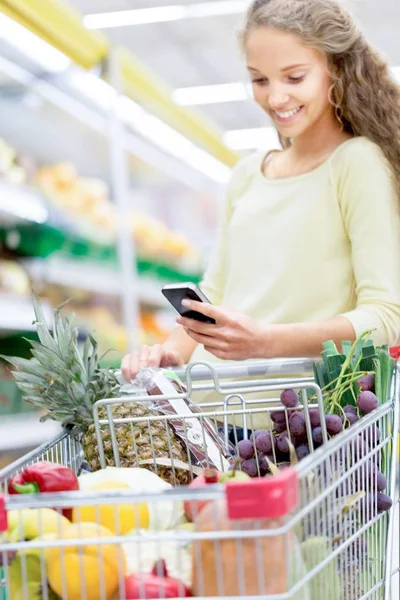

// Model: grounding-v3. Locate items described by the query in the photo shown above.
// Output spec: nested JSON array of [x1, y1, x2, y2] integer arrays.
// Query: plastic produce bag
[[132, 368, 235, 472]]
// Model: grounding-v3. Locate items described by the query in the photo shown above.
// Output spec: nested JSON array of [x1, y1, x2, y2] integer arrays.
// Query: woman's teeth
[[274, 106, 302, 119]]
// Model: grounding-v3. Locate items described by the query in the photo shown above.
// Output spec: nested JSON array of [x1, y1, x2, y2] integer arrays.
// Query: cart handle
[[115, 357, 317, 385]]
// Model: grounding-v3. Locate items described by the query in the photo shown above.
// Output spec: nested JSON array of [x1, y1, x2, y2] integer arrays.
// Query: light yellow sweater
[[192, 136, 400, 369]]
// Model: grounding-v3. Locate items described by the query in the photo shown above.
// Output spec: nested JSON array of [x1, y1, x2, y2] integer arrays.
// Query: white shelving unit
[[0, 413, 61, 452], [0, 181, 49, 225], [0, 293, 53, 335], [0, 47, 218, 453], [22, 257, 168, 308], [0, 53, 211, 333]]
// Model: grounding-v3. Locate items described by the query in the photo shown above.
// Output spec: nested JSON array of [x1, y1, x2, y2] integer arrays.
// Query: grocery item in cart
[[72, 480, 149, 534], [46, 522, 124, 600], [3, 507, 70, 542], [0, 350, 398, 600], [124, 559, 191, 598], [78, 467, 184, 530], [133, 367, 234, 472], [192, 476, 308, 597], [6, 550, 60, 600], [7, 461, 79, 520], [1, 295, 201, 486]]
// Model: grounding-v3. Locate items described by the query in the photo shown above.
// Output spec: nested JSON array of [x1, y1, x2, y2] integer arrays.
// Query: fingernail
[[181, 299, 190, 307]]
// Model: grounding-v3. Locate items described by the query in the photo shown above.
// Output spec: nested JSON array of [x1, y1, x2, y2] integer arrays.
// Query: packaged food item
[[132, 368, 234, 472]]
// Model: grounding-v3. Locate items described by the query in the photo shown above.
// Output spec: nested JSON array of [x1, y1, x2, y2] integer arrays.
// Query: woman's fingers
[[121, 351, 139, 382], [204, 346, 229, 360], [122, 345, 184, 382], [121, 345, 159, 381], [147, 344, 163, 368], [184, 328, 225, 349], [161, 349, 184, 367], [138, 344, 151, 365], [177, 315, 217, 334], [181, 299, 226, 323]]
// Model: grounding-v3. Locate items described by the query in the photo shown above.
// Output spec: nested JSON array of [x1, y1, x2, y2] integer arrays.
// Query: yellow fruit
[[46, 522, 124, 600], [21, 532, 58, 562], [178, 522, 196, 533], [72, 482, 150, 534], [6, 508, 70, 542]]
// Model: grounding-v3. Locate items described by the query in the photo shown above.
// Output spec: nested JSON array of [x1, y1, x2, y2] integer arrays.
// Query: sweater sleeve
[[333, 139, 400, 345], [200, 154, 256, 304]]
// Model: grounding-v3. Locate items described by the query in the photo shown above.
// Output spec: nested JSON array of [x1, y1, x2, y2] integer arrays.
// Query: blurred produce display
[[0, 137, 27, 185], [0, 259, 30, 296], [0, 134, 202, 430], [35, 161, 202, 271]]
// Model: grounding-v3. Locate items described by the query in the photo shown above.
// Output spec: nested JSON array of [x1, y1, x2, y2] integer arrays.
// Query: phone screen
[[162, 286, 216, 324]]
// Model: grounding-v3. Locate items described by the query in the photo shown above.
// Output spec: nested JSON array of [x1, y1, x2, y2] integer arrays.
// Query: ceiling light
[[0, 14, 230, 186], [84, 1, 250, 29], [0, 14, 71, 73], [224, 127, 280, 150], [173, 82, 251, 105], [187, 0, 250, 18], [391, 66, 400, 83], [117, 96, 231, 183]]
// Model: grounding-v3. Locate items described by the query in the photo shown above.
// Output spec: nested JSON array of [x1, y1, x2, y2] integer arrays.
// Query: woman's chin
[[276, 122, 309, 140]]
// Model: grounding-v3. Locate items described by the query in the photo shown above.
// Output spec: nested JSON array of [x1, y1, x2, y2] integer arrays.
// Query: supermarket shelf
[[0, 413, 61, 452], [23, 257, 169, 308], [0, 1, 238, 167], [0, 56, 225, 196], [0, 181, 49, 225], [0, 293, 53, 334]]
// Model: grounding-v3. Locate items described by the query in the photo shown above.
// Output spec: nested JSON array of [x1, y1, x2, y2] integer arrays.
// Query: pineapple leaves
[[12, 370, 45, 386], [32, 292, 60, 355], [83, 335, 91, 373], [0, 355, 41, 375], [2, 295, 121, 429]]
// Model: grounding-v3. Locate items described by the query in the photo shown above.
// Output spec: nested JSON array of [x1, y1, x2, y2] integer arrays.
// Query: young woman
[[122, 0, 400, 382]]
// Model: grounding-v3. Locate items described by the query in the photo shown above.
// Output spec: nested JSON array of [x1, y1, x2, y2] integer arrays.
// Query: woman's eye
[[288, 75, 305, 83], [252, 78, 268, 85]]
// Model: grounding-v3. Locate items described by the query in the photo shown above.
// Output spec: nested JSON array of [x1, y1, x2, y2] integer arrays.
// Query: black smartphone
[[161, 283, 216, 324]]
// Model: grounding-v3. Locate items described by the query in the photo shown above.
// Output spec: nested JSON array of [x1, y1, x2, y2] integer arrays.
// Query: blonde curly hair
[[240, 0, 400, 195]]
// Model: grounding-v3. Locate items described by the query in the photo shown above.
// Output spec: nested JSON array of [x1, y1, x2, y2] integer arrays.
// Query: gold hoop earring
[[335, 107, 344, 130], [328, 84, 344, 130]]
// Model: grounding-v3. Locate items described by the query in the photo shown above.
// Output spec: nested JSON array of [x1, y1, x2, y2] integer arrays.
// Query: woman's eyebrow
[[281, 63, 310, 72], [247, 63, 310, 72]]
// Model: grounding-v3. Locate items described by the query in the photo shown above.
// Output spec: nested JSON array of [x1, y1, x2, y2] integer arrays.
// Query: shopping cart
[[0, 358, 398, 600]]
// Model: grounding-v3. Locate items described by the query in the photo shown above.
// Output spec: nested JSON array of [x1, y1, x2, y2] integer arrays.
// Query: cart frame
[[0, 358, 398, 600]]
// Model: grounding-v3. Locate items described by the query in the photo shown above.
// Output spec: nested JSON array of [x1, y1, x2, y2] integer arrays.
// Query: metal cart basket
[[0, 358, 398, 600]]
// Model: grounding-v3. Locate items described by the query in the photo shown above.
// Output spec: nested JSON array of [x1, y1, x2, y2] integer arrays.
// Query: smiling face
[[245, 27, 335, 140]]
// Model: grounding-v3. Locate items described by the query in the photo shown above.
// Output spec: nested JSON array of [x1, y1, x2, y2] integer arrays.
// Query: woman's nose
[[267, 86, 291, 109]]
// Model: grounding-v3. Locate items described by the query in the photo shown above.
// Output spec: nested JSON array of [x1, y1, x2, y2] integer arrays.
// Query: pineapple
[[2, 294, 191, 485]]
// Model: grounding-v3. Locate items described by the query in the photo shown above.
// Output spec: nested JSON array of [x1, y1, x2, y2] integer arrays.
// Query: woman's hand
[[121, 345, 184, 382], [176, 299, 270, 360]]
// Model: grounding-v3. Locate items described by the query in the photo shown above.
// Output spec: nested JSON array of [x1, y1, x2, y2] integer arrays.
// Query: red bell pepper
[[390, 346, 400, 361], [124, 560, 191, 598], [8, 461, 79, 520]]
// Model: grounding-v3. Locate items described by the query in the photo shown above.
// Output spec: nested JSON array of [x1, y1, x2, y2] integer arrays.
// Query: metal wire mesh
[[0, 360, 398, 599], [0, 428, 82, 495]]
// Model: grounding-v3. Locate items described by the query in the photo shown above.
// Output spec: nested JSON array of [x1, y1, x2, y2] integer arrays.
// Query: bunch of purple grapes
[[236, 389, 308, 477], [236, 429, 276, 477], [348, 375, 391, 510], [235, 380, 392, 512]]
